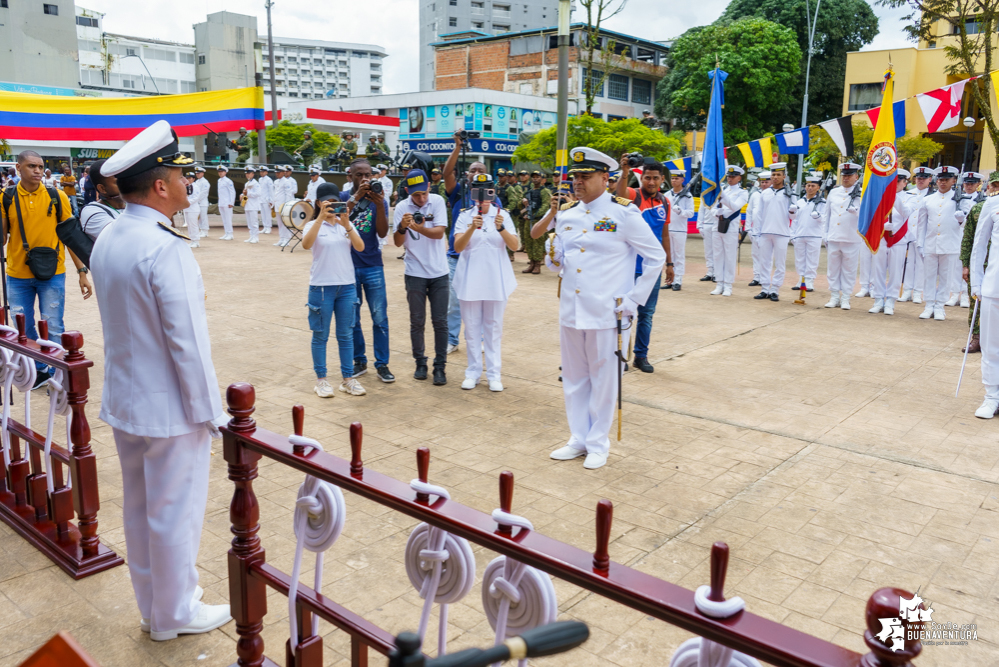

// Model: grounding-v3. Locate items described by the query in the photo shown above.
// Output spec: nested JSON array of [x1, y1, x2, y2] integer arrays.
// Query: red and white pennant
[[916, 80, 969, 133]]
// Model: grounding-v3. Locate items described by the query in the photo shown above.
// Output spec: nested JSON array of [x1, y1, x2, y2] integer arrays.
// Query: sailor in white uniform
[[869, 169, 913, 315], [790, 173, 826, 292], [753, 162, 794, 301], [744, 170, 771, 289], [970, 189, 999, 417], [707, 165, 748, 297], [194, 166, 210, 238], [216, 165, 235, 240], [824, 162, 864, 310], [452, 174, 519, 392], [547, 147, 665, 470], [305, 165, 325, 204], [183, 172, 201, 248], [900, 166, 935, 303], [697, 196, 717, 283], [916, 166, 967, 320], [258, 165, 274, 235], [950, 171, 984, 307], [242, 165, 261, 244], [663, 168, 695, 291], [273, 165, 295, 247], [91, 120, 231, 641]]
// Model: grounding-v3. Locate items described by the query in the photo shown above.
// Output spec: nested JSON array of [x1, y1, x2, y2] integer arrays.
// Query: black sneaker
[[352, 361, 368, 378], [748, 280, 761, 287], [414, 364, 428, 381], [633, 357, 654, 373], [672, 284, 681, 291], [769, 293, 780, 302], [661, 283, 673, 290], [32, 369, 51, 390], [699, 274, 714, 282], [376, 365, 395, 383], [432, 367, 447, 386], [753, 291, 770, 300]]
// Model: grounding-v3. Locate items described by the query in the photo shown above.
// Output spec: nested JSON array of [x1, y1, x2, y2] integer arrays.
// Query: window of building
[[198, 54, 206, 65], [290, 92, 299, 97], [494, 24, 510, 32], [43, 4, 58, 15], [79, 68, 105, 85], [957, 19, 982, 34], [607, 114, 626, 122], [494, 3, 510, 17], [181, 81, 196, 94], [583, 68, 604, 97], [471, 0, 483, 14], [179, 52, 195, 64], [78, 39, 101, 53], [547, 33, 576, 49], [352, 51, 368, 58], [450, 0, 457, 5], [371, 75, 381, 82], [144, 48, 176, 62], [632, 78, 652, 105], [473, 21, 484, 28], [607, 74, 629, 101], [314, 58, 322, 64], [371, 54, 382, 61], [519, 82, 533, 95], [848, 83, 882, 111], [1, 1, 8, 8], [635, 47, 656, 63], [449, 17, 457, 26], [76, 16, 98, 27]]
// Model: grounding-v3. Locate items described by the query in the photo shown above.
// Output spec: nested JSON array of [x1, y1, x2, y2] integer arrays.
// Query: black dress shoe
[[376, 365, 395, 383], [806, 288, 814, 292], [672, 284, 681, 291], [753, 291, 770, 299], [661, 283, 673, 290], [769, 293, 779, 302], [352, 361, 368, 377], [414, 364, 428, 381], [633, 357, 654, 373], [748, 280, 761, 287], [699, 274, 714, 282], [433, 367, 447, 385]]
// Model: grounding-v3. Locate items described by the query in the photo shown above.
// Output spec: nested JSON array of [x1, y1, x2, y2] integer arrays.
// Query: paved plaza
[[1, 216, 997, 667]]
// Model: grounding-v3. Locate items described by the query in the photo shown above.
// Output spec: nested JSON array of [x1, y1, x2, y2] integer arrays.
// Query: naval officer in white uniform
[[970, 189, 999, 417], [92, 121, 231, 641], [824, 162, 864, 310], [547, 147, 666, 470], [216, 165, 235, 240]]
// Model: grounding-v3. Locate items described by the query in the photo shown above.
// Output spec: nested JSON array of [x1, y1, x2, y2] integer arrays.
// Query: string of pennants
[[728, 70, 999, 170]]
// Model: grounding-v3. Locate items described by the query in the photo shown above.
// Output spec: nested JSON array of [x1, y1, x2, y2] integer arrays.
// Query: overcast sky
[[80, 0, 914, 94]]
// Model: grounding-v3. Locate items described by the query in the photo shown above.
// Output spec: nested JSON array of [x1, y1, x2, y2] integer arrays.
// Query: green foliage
[[511, 116, 682, 170], [808, 122, 944, 169], [655, 18, 802, 145], [247, 121, 340, 159], [723, 0, 879, 125]]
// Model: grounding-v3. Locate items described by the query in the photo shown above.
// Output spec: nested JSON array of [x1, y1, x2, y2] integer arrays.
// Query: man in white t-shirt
[[392, 169, 450, 386], [78, 157, 124, 241]]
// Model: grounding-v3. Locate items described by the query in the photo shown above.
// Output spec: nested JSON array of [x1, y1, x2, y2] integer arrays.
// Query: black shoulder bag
[[13, 194, 60, 281]]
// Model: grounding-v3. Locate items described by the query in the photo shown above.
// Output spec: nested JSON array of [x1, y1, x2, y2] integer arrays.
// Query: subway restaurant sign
[[71, 148, 118, 159]]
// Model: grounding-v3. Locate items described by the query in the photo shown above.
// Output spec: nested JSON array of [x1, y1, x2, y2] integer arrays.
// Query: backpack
[[3, 185, 94, 269]]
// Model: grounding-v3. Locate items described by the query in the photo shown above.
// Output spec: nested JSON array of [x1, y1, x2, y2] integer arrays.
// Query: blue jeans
[[7, 273, 66, 372], [307, 284, 356, 379], [633, 272, 660, 359], [447, 255, 462, 346], [352, 265, 389, 368]]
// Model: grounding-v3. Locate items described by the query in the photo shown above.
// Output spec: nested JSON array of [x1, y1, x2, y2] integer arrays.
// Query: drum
[[281, 199, 313, 231]]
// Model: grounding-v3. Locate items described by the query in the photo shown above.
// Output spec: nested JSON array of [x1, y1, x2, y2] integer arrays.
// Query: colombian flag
[[857, 67, 897, 253]]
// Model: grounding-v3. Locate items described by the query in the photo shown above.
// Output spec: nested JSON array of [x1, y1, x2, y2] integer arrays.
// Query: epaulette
[[461, 205, 475, 212], [613, 196, 632, 206], [157, 220, 190, 240], [559, 200, 579, 211]]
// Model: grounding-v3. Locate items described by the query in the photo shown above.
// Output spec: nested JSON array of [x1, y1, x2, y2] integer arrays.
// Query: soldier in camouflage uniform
[[376, 134, 391, 157], [640, 110, 659, 129], [342, 133, 358, 159], [961, 171, 999, 352], [294, 130, 315, 166], [521, 171, 551, 273], [233, 127, 251, 166]]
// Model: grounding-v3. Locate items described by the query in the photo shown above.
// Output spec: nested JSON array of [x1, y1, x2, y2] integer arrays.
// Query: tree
[[808, 121, 944, 169], [578, 0, 628, 114], [655, 19, 802, 145], [248, 121, 339, 160], [878, 0, 999, 159], [512, 116, 682, 170], [724, 0, 879, 125]]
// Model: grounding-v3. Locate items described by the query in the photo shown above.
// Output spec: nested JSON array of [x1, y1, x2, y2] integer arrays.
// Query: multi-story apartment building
[[0, 0, 80, 90], [260, 37, 386, 101]]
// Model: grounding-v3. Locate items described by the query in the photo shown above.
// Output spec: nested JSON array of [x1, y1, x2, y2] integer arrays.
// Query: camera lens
[[370, 181, 383, 194], [413, 212, 424, 224]]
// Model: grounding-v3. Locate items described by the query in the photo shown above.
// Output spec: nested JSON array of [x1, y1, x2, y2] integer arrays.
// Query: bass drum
[[281, 199, 314, 231]]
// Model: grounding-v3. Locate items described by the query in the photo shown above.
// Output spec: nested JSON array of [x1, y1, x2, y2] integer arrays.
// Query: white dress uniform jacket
[[745, 189, 764, 237], [665, 189, 694, 232], [194, 177, 210, 207], [243, 179, 261, 212], [757, 187, 794, 237], [916, 191, 968, 255], [971, 195, 999, 298], [217, 176, 236, 207], [259, 175, 274, 205], [713, 184, 749, 226], [452, 204, 518, 301], [791, 195, 826, 239], [555, 192, 666, 329], [305, 177, 326, 203], [824, 185, 862, 243], [91, 203, 223, 437]]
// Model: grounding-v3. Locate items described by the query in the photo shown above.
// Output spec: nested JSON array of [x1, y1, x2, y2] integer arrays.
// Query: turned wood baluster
[[709, 542, 730, 603], [593, 499, 613, 572], [349, 422, 363, 476], [415, 447, 430, 503], [225, 383, 267, 667], [291, 405, 305, 454], [54, 332, 86, 542], [861, 587, 923, 667], [497, 471, 514, 536]]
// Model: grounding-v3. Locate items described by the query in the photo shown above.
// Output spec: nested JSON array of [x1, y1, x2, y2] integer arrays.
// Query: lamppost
[[961, 116, 976, 174], [794, 0, 822, 195], [119, 53, 159, 94], [266, 1, 278, 130], [554, 0, 571, 192]]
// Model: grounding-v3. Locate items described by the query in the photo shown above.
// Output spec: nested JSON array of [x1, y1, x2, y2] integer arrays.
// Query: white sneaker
[[934, 306, 946, 321], [855, 288, 869, 298], [919, 306, 933, 319], [550, 445, 586, 461], [583, 452, 608, 470], [488, 379, 504, 392], [710, 285, 723, 295], [248, 238, 258, 244], [945, 293, 959, 307], [461, 377, 477, 390], [869, 298, 884, 314], [912, 290, 923, 304], [263, 229, 272, 234], [975, 398, 999, 419], [150, 603, 232, 641], [279, 240, 289, 247], [899, 289, 912, 302], [446, 343, 459, 354], [961, 292, 970, 308], [142, 586, 203, 632], [840, 296, 851, 310], [883, 298, 895, 316], [188, 241, 200, 248], [219, 234, 233, 240], [244, 238, 253, 243], [805, 279, 814, 291], [824, 292, 840, 308], [338, 378, 366, 396], [722, 285, 732, 297], [273, 241, 283, 246], [315, 378, 335, 398]]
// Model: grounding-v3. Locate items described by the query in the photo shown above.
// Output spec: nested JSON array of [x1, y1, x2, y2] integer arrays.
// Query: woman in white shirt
[[302, 182, 367, 398], [452, 175, 518, 391]]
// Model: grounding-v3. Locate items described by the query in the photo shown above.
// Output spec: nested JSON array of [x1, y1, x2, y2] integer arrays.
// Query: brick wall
[[436, 42, 510, 92]]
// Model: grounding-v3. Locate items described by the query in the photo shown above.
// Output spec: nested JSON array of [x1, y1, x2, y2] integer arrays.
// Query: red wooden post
[[415, 447, 430, 503], [37, 320, 49, 345], [349, 422, 363, 476], [63, 332, 100, 558], [861, 587, 922, 667], [593, 499, 612, 572], [351, 635, 369, 667], [291, 405, 305, 455], [497, 471, 514, 536], [16, 312, 26, 345], [224, 383, 267, 667], [708, 542, 730, 603]]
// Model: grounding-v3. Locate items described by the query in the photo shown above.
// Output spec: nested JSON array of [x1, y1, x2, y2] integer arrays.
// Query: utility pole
[[795, 0, 822, 195], [555, 0, 571, 193], [266, 0, 278, 130]]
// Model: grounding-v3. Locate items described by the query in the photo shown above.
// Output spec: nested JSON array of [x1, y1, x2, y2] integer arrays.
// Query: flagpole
[[795, 0, 821, 196]]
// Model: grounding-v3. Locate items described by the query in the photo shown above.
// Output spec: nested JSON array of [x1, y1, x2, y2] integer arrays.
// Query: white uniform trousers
[[902, 242, 923, 291], [198, 205, 209, 233], [750, 235, 764, 282], [560, 326, 618, 456], [980, 297, 999, 388], [245, 210, 260, 241], [922, 252, 956, 308], [274, 201, 291, 242], [668, 231, 686, 285], [950, 254, 966, 298], [183, 209, 199, 241], [114, 427, 210, 633], [261, 203, 273, 232], [220, 206, 234, 236], [711, 224, 739, 287], [827, 241, 861, 294], [871, 241, 907, 300], [858, 247, 873, 291], [758, 234, 790, 295], [701, 224, 716, 277], [792, 237, 821, 284], [460, 299, 506, 382]]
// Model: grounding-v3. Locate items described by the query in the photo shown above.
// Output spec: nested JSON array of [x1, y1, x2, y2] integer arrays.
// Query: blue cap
[[404, 169, 429, 193]]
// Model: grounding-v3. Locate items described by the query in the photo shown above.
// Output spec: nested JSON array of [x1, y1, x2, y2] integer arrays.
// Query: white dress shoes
[[583, 452, 608, 469], [141, 586, 203, 633], [975, 398, 999, 419], [150, 602, 232, 641], [461, 377, 477, 390], [550, 445, 586, 461], [488, 379, 504, 391]]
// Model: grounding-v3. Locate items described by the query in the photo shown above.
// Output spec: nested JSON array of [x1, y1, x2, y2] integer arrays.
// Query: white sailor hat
[[758, 170, 772, 179], [962, 171, 984, 182], [259, 165, 269, 171], [937, 166, 959, 178], [568, 147, 617, 174], [896, 168, 911, 179], [195, 166, 206, 173], [805, 174, 823, 183], [100, 120, 193, 179], [840, 162, 862, 174], [726, 164, 745, 176], [377, 163, 388, 171], [217, 165, 228, 172], [309, 165, 321, 174], [912, 166, 935, 178], [283, 164, 294, 171], [244, 165, 257, 172], [770, 162, 788, 173]]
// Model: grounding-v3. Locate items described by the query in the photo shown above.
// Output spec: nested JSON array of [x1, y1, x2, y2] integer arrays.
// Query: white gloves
[[788, 205, 798, 215], [972, 285, 982, 299], [847, 206, 859, 214], [544, 234, 563, 272], [810, 211, 821, 219], [614, 295, 639, 320], [955, 211, 967, 223], [673, 205, 683, 217]]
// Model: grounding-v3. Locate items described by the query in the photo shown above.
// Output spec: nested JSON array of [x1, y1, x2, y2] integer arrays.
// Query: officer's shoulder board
[[157, 220, 190, 240], [460, 205, 476, 213], [613, 196, 633, 207], [559, 200, 579, 211]]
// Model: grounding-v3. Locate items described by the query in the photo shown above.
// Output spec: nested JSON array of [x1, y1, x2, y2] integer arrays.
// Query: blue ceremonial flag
[[666, 156, 693, 184], [774, 127, 810, 154], [700, 68, 728, 207]]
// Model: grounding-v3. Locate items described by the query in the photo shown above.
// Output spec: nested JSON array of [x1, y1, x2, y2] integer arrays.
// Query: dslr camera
[[456, 130, 481, 141], [412, 212, 425, 225], [369, 181, 383, 195], [625, 152, 644, 169]]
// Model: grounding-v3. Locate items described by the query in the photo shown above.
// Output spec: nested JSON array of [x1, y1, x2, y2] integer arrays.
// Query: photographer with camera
[[394, 169, 451, 384], [341, 158, 393, 383], [303, 183, 366, 398]]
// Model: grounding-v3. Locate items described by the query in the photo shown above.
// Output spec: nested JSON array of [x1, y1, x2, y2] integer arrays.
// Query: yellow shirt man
[[2, 183, 72, 279], [60, 172, 77, 197]]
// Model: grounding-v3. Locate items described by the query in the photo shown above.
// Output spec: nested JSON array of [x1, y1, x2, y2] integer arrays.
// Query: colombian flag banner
[[0, 87, 265, 142], [857, 67, 897, 253]]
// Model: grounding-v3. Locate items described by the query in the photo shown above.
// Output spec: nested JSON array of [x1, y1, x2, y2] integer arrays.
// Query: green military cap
[[989, 171, 999, 184]]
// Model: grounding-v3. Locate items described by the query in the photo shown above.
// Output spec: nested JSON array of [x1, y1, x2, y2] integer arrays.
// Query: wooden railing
[[222, 382, 920, 667], [0, 314, 123, 579]]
